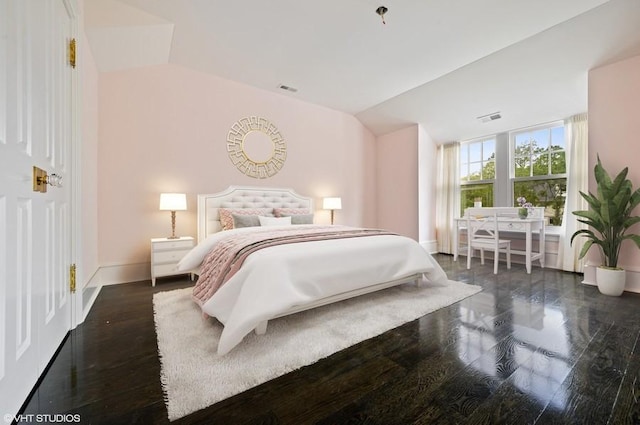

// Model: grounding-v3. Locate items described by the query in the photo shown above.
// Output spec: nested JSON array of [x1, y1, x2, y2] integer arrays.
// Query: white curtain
[[436, 142, 460, 254], [557, 113, 589, 272]]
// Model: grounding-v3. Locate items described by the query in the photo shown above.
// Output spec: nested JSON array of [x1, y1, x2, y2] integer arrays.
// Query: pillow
[[232, 213, 261, 228], [281, 213, 314, 225], [273, 207, 310, 217], [258, 216, 292, 226], [219, 208, 273, 230]]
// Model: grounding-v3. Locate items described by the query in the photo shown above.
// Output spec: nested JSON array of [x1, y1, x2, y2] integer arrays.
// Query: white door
[[0, 0, 76, 420]]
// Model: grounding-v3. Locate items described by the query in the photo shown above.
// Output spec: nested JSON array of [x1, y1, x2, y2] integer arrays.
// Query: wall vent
[[278, 84, 298, 93], [477, 111, 502, 123]]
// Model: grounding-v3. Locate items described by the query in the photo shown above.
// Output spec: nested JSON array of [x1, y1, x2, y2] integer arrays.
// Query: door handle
[[32, 166, 63, 193]]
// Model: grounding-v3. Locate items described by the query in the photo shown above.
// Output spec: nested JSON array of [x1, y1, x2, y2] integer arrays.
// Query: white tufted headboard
[[197, 186, 313, 243]]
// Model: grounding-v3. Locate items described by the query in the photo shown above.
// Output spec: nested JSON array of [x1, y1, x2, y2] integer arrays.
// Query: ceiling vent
[[477, 112, 502, 123], [278, 84, 298, 93]]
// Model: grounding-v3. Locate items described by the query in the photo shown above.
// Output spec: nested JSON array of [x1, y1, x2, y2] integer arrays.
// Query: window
[[511, 123, 566, 225], [458, 121, 568, 226], [460, 137, 495, 215]]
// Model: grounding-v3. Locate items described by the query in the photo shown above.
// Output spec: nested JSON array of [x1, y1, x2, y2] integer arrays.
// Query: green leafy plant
[[570, 156, 640, 268]]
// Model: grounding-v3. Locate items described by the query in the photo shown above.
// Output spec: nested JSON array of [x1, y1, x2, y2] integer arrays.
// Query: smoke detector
[[477, 111, 502, 123]]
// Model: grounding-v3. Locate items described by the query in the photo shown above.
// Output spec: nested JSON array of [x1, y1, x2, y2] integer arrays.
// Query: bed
[[177, 186, 449, 355]]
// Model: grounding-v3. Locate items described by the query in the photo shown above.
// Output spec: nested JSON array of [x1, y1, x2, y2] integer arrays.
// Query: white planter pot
[[596, 267, 626, 296]]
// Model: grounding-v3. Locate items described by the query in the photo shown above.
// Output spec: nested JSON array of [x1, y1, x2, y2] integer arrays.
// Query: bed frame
[[196, 186, 422, 335], [197, 186, 313, 243]]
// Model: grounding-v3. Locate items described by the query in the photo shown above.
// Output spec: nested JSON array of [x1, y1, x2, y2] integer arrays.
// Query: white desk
[[453, 207, 545, 274]]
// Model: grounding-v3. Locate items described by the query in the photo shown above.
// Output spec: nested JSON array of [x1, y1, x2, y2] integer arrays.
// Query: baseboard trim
[[421, 239, 438, 254], [582, 263, 597, 286], [82, 266, 100, 288], [92, 262, 150, 286], [81, 285, 101, 323]]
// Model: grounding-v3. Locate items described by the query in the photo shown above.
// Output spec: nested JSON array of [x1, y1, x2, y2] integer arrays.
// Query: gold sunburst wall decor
[[226, 116, 287, 179]]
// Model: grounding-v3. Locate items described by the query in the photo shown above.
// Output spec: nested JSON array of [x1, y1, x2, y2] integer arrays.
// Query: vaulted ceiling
[[84, 0, 640, 143]]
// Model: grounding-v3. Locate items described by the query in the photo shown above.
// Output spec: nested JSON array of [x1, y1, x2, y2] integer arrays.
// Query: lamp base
[[168, 211, 179, 239]]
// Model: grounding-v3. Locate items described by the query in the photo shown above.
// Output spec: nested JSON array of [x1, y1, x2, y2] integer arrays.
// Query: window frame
[[459, 136, 497, 214], [509, 121, 567, 225], [460, 135, 497, 186], [457, 121, 569, 227]]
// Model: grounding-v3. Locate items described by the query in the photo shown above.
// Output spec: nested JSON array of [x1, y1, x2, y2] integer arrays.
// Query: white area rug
[[153, 279, 481, 421]]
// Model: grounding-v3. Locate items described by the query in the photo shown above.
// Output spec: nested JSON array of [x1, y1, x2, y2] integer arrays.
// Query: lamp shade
[[159, 193, 187, 211], [322, 197, 342, 210]]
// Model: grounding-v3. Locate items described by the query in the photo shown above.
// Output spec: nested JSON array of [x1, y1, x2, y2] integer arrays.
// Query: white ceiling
[[84, 0, 640, 143]]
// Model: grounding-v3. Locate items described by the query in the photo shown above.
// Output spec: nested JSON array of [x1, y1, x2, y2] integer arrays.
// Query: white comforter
[[178, 225, 449, 355]]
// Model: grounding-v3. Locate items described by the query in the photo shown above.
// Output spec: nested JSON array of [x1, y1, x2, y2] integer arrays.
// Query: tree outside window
[[460, 137, 495, 215], [512, 124, 566, 225]]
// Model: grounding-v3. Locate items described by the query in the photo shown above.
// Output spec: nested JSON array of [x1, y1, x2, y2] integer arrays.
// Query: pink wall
[[376, 126, 419, 239], [80, 33, 99, 285], [98, 64, 377, 267], [588, 53, 640, 269]]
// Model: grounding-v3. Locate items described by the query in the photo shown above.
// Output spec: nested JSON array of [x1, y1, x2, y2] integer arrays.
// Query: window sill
[[544, 226, 562, 238]]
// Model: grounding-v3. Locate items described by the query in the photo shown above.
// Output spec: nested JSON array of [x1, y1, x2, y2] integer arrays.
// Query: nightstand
[[150, 236, 195, 286]]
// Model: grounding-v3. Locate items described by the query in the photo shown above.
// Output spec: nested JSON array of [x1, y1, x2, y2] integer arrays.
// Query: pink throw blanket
[[192, 226, 395, 305]]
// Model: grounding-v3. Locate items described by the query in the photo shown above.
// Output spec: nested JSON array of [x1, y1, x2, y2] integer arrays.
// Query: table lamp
[[323, 197, 342, 225], [159, 193, 187, 239]]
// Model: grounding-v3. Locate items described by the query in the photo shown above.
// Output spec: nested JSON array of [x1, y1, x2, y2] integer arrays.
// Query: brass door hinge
[[68, 38, 76, 69], [70, 264, 76, 293]]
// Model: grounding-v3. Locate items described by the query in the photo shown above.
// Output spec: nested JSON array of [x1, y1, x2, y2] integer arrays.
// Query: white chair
[[466, 209, 511, 274]]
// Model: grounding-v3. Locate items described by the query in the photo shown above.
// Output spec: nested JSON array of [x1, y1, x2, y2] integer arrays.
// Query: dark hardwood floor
[[20, 255, 640, 424]]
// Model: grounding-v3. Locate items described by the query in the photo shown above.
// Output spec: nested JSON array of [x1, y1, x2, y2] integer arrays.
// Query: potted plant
[[516, 196, 533, 219], [570, 156, 640, 296]]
